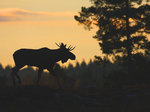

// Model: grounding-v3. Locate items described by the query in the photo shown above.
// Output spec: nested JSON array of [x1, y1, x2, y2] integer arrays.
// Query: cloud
[[0, 8, 75, 22], [0, 16, 11, 21]]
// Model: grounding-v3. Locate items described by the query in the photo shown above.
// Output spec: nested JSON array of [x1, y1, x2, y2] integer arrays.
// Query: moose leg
[[37, 68, 43, 84], [47, 68, 62, 89], [11, 66, 23, 86]]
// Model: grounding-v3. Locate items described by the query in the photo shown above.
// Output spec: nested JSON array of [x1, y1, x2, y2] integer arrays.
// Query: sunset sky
[[0, 0, 100, 67]]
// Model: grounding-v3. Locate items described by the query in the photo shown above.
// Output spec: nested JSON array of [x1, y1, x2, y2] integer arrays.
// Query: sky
[[0, 0, 100, 67]]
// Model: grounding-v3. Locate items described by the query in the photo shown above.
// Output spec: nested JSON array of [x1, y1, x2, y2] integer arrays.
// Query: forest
[[0, 57, 150, 112], [0, 60, 118, 88], [0, 55, 150, 89]]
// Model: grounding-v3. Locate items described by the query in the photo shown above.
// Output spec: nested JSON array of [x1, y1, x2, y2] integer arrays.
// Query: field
[[0, 86, 150, 112]]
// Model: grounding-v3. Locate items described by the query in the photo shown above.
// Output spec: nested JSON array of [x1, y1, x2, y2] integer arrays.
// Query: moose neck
[[52, 49, 65, 62]]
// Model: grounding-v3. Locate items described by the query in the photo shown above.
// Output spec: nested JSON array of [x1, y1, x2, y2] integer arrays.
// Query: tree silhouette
[[75, 0, 150, 86], [75, 0, 150, 68]]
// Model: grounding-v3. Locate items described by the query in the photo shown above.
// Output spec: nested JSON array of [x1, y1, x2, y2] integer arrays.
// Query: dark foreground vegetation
[[0, 86, 150, 112], [0, 57, 150, 112], [1, 56, 150, 88]]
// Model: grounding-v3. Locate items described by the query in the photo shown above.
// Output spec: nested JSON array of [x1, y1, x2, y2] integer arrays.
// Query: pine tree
[[75, 0, 150, 61], [75, 0, 150, 85]]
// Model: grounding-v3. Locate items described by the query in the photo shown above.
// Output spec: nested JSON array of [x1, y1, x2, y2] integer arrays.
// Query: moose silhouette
[[11, 43, 76, 88]]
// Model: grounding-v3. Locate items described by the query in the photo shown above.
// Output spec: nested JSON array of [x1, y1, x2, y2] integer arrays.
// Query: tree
[[75, 0, 150, 63]]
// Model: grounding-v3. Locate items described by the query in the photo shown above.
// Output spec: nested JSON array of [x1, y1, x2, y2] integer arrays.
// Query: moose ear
[[61, 43, 64, 47]]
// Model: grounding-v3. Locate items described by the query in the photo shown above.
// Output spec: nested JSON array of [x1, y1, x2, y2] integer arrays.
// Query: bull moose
[[11, 43, 76, 88]]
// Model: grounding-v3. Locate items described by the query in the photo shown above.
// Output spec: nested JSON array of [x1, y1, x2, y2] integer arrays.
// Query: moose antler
[[55, 43, 66, 48], [55, 42, 75, 51], [67, 45, 75, 51], [55, 42, 61, 47]]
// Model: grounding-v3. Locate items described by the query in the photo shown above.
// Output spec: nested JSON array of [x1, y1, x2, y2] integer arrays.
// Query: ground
[[0, 86, 150, 112]]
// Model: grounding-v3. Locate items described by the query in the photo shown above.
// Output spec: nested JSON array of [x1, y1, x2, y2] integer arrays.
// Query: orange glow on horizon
[[0, 1, 100, 67]]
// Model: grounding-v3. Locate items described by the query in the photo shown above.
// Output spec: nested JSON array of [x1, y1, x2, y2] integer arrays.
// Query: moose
[[11, 43, 76, 88]]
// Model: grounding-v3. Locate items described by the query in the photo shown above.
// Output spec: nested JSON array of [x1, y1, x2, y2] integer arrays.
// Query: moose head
[[55, 43, 76, 63]]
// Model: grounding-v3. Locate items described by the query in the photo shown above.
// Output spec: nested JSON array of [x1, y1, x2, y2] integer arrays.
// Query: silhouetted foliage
[[0, 64, 7, 86], [1, 57, 150, 88], [75, 0, 150, 61], [75, 0, 150, 86]]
